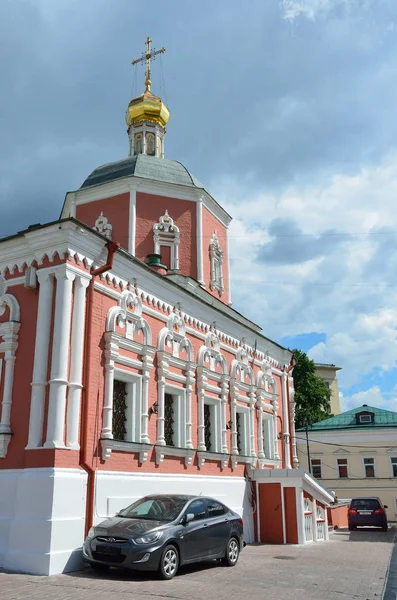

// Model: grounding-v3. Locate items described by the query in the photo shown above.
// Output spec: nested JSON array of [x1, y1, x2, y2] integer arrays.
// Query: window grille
[[164, 394, 175, 447], [112, 380, 127, 440]]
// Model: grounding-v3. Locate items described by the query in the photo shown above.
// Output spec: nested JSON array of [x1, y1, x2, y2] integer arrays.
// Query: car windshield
[[117, 496, 189, 521], [351, 499, 380, 510]]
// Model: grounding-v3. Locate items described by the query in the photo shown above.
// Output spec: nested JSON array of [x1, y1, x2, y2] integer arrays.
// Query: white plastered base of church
[[0, 468, 254, 576]]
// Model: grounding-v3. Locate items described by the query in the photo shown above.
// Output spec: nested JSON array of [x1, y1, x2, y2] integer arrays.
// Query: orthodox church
[[0, 39, 333, 575]]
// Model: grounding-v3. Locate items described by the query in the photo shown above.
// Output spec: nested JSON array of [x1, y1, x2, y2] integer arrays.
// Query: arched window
[[230, 345, 256, 469], [153, 211, 180, 271]]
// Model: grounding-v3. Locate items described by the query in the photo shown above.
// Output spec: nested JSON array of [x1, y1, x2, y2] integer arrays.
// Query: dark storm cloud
[[255, 218, 351, 264], [1, 0, 397, 237]]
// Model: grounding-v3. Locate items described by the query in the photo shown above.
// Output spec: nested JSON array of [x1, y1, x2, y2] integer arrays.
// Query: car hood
[[94, 516, 166, 538]]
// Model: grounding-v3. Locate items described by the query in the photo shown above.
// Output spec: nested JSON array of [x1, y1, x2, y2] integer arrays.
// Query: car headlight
[[87, 527, 96, 539], [134, 531, 163, 545]]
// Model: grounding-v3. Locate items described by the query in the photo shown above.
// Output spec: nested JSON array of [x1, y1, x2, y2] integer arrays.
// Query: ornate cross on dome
[[131, 36, 166, 92]]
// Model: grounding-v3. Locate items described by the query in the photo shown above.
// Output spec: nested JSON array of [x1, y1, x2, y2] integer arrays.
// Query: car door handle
[[224, 518, 229, 522], [203, 523, 208, 527]]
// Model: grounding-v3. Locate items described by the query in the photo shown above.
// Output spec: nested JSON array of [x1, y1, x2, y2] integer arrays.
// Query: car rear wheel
[[222, 537, 240, 567], [159, 544, 179, 580]]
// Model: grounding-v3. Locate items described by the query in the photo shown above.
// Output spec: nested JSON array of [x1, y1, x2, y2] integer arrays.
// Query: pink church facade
[[0, 63, 333, 576]]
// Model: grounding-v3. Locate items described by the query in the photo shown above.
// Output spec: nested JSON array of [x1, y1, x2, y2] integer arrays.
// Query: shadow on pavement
[[65, 559, 223, 582], [332, 525, 395, 543]]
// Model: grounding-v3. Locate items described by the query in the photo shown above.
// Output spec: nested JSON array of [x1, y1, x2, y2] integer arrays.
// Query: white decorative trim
[[100, 439, 151, 463], [288, 374, 299, 468], [94, 212, 113, 239], [231, 454, 257, 470], [209, 232, 224, 295], [102, 289, 154, 443], [153, 210, 180, 271], [0, 280, 20, 457], [196, 198, 205, 285], [155, 445, 195, 467], [197, 451, 229, 469], [230, 344, 256, 459], [281, 371, 292, 469], [129, 187, 136, 255]]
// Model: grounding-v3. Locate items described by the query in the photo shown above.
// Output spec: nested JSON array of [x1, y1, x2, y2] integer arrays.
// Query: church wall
[[202, 206, 230, 303], [76, 193, 130, 248], [135, 192, 197, 277]]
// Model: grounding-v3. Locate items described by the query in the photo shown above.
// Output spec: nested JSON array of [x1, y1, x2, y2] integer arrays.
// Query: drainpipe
[[80, 240, 119, 537]]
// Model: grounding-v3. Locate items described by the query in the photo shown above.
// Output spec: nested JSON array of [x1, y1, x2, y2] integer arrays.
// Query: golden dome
[[126, 90, 170, 128]]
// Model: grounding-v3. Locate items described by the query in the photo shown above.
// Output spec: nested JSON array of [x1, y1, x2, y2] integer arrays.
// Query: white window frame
[[363, 457, 376, 478], [262, 411, 274, 460], [394, 498, 397, 516], [204, 396, 222, 454], [114, 369, 142, 444], [164, 385, 186, 448], [359, 414, 372, 424], [209, 232, 224, 295], [235, 404, 250, 456], [311, 458, 322, 479], [390, 456, 397, 478], [337, 457, 349, 479], [153, 211, 180, 271]]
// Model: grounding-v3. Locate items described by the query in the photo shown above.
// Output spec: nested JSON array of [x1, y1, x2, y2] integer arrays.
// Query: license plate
[[96, 544, 121, 555], [358, 511, 371, 515]]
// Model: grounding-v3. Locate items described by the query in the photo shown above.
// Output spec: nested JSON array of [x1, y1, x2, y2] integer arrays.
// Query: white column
[[185, 363, 195, 449], [0, 325, 19, 433], [140, 352, 153, 444], [196, 198, 205, 285], [230, 390, 238, 455], [281, 372, 292, 469], [156, 354, 167, 446], [226, 226, 232, 305], [44, 269, 75, 448], [27, 271, 54, 448], [257, 402, 265, 459], [101, 333, 117, 439], [66, 275, 90, 449], [129, 187, 137, 256], [220, 376, 228, 453], [197, 368, 206, 451], [312, 498, 318, 542], [249, 390, 257, 457], [272, 397, 281, 461], [289, 375, 299, 468]]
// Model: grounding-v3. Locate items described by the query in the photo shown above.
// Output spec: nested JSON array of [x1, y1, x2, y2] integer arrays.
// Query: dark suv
[[348, 497, 388, 531]]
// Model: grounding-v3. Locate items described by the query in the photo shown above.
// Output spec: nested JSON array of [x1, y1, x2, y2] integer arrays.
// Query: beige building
[[314, 363, 341, 415], [296, 405, 397, 521]]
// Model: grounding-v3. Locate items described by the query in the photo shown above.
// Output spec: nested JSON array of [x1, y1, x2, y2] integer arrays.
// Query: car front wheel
[[222, 537, 240, 567], [159, 544, 179, 580]]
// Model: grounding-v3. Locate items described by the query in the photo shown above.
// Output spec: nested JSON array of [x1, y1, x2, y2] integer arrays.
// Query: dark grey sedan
[[83, 494, 244, 579]]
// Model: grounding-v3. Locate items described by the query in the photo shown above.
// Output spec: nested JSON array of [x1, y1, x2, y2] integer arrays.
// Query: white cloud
[[213, 152, 397, 395], [339, 386, 397, 412], [279, 0, 372, 21]]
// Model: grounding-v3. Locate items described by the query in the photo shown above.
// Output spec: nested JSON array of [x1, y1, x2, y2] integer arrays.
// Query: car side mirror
[[183, 513, 195, 524], [384, 505, 388, 509]]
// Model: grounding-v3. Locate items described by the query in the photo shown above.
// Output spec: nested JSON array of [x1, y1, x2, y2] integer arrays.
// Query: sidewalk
[[0, 527, 395, 600]]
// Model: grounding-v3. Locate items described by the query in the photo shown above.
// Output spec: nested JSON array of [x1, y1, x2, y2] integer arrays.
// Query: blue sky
[[1, 0, 397, 412]]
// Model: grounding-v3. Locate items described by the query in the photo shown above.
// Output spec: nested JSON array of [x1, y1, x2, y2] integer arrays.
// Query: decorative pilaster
[[196, 198, 205, 285], [0, 324, 20, 434], [156, 352, 168, 446], [27, 271, 54, 448], [185, 363, 195, 449], [249, 390, 257, 458], [140, 350, 154, 444], [272, 397, 281, 461], [44, 269, 75, 448], [101, 332, 119, 439], [289, 375, 299, 468], [281, 371, 292, 469], [66, 274, 91, 449], [230, 382, 239, 455], [220, 375, 229, 453], [257, 404, 265, 460], [197, 367, 207, 451]]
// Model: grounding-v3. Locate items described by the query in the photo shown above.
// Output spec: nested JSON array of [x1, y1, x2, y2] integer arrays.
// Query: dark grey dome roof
[[80, 154, 204, 190]]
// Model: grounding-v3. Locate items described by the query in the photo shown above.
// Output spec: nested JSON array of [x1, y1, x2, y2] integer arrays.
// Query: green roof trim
[[297, 405, 397, 431], [80, 154, 205, 190]]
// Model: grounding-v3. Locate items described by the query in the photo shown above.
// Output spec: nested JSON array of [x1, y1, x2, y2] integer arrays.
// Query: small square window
[[359, 414, 372, 424], [391, 457, 397, 478]]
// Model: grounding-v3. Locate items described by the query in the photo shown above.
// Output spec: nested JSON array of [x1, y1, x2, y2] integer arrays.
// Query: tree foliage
[[291, 349, 332, 429]]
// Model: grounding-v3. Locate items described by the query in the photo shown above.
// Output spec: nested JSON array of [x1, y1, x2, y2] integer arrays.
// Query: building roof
[[314, 362, 341, 371], [80, 154, 204, 190], [299, 405, 397, 431]]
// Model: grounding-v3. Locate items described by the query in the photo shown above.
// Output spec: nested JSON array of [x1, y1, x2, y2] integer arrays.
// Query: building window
[[209, 232, 224, 295], [337, 458, 348, 478], [164, 394, 175, 447], [364, 457, 375, 478], [236, 409, 249, 455], [112, 380, 127, 440], [359, 414, 372, 424], [391, 457, 397, 478], [311, 458, 322, 479], [203, 400, 221, 453], [204, 404, 211, 451], [153, 211, 180, 272], [262, 414, 274, 460]]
